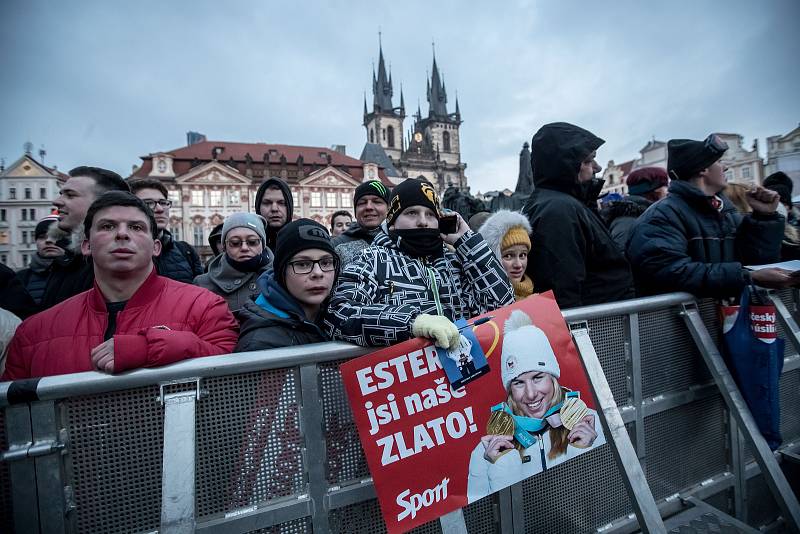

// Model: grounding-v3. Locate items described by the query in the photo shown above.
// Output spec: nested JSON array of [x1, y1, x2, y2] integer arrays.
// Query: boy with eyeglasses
[[194, 213, 273, 315], [236, 219, 339, 351], [130, 179, 203, 284]]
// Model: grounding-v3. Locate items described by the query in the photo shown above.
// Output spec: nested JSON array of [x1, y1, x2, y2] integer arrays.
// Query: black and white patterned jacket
[[325, 230, 514, 347]]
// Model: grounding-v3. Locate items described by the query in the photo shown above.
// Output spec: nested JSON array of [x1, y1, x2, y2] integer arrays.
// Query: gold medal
[[486, 410, 515, 436], [559, 397, 589, 431]]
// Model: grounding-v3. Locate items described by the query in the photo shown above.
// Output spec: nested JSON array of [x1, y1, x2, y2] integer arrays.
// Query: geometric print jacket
[[325, 229, 514, 347]]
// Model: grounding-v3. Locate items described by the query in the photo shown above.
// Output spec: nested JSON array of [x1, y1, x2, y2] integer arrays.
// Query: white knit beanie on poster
[[500, 310, 560, 390]]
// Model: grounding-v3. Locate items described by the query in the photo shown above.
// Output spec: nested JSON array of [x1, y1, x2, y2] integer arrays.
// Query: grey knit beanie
[[221, 212, 268, 245]]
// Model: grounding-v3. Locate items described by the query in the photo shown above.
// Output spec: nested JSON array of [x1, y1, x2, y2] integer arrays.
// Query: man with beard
[[332, 180, 391, 265], [130, 179, 203, 284], [326, 178, 513, 348], [523, 122, 634, 308], [41, 166, 130, 310], [254, 177, 293, 252], [14, 217, 65, 305]]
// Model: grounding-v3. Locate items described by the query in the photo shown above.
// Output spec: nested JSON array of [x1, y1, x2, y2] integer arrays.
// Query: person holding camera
[[628, 134, 793, 297], [326, 178, 514, 349]]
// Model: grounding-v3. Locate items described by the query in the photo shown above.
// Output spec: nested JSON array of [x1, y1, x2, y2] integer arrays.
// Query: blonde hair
[[724, 182, 752, 214], [507, 375, 569, 459]]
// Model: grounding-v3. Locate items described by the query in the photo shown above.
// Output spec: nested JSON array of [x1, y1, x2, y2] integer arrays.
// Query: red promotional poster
[[339, 292, 605, 533]]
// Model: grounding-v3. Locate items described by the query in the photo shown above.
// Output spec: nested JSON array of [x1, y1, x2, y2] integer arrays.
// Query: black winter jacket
[[14, 254, 54, 305], [523, 123, 635, 308], [601, 195, 652, 253], [627, 180, 784, 298], [40, 250, 93, 311], [154, 230, 203, 284], [235, 272, 328, 351]]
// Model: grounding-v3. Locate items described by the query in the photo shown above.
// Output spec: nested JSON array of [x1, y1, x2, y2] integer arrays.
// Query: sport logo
[[369, 181, 388, 196], [299, 224, 330, 242]]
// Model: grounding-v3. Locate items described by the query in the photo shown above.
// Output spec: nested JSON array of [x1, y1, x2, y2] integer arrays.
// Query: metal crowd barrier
[[2, 291, 800, 533]]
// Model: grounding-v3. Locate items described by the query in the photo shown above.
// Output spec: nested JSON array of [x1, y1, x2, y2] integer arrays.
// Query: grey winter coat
[[194, 251, 273, 314], [332, 222, 382, 266], [325, 230, 514, 347]]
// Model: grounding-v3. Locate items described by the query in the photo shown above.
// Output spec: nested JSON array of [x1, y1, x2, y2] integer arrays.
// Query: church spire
[[373, 39, 394, 112], [427, 51, 448, 118], [399, 84, 406, 115]]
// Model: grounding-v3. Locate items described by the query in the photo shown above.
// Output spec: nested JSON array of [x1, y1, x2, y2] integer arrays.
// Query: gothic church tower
[[363, 42, 405, 162]]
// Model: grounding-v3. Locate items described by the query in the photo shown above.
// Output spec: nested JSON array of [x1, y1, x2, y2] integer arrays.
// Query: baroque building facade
[[765, 123, 800, 192], [131, 138, 392, 257], [359, 44, 467, 191], [716, 133, 763, 185], [0, 154, 64, 269]]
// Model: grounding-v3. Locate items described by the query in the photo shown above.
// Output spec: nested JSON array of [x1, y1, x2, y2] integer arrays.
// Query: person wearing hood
[[601, 167, 669, 252], [194, 213, 273, 315], [628, 135, 790, 298], [326, 178, 514, 349], [332, 180, 391, 266], [236, 219, 337, 351], [14, 217, 65, 305], [522, 122, 634, 309], [478, 210, 534, 301], [130, 179, 203, 284], [254, 177, 294, 252]]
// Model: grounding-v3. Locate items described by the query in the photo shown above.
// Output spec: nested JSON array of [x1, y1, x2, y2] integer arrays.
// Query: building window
[[724, 170, 733, 181], [29, 208, 35, 220], [193, 225, 204, 247], [382, 129, 386, 141], [310, 192, 321, 207], [40, 187, 46, 199], [443, 131, 451, 152], [0, 254, 6, 264], [21, 230, 28, 244], [191, 190, 204, 206], [22, 254, 29, 266], [0, 209, 5, 222], [326, 192, 337, 207], [291, 191, 299, 207], [169, 190, 181, 204], [171, 224, 182, 241], [21, 209, 26, 221], [24, 188, 32, 199], [387, 126, 395, 148], [210, 190, 222, 206], [229, 190, 241, 205], [341, 193, 351, 208], [9, 188, 15, 199], [742, 166, 751, 179], [370, 129, 374, 143]]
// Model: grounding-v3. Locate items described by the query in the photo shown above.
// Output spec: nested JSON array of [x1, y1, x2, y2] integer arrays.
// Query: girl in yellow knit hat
[[478, 210, 534, 301]]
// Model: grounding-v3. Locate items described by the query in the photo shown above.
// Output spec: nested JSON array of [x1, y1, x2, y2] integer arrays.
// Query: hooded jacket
[[235, 270, 328, 351], [627, 180, 784, 298], [522, 123, 634, 308], [600, 195, 653, 253], [332, 222, 382, 265], [254, 178, 294, 251], [154, 230, 203, 284], [325, 230, 514, 347], [3, 268, 239, 380], [194, 249, 274, 315]]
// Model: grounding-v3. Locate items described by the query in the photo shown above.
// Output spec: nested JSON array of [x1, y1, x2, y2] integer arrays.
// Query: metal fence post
[[160, 383, 200, 534], [681, 303, 800, 532], [299, 363, 331, 534], [727, 414, 747, 522], [2, 404, 40, 533], [30, 401, 69, 533], [570, 325, 666, 533]]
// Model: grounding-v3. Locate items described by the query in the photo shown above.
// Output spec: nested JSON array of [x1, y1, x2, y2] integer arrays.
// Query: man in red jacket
[[2, 192, 239, 380]]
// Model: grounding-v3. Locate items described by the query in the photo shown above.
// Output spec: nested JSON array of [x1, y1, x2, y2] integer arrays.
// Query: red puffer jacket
[[2, 269, 239, 380]]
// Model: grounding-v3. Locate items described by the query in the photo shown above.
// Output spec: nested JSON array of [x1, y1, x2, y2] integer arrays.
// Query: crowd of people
[[1, 121, 798, 380]]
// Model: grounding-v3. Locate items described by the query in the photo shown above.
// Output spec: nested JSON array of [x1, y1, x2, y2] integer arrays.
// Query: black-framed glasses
[[226, 237, 262, 249], [287, 256, 337, 274], [704, 134, 728, 156], [142, 199, 173, 209]]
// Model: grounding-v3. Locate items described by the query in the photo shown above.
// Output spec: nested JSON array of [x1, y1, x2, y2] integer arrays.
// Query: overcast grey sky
[[1, 0, 798, 193]]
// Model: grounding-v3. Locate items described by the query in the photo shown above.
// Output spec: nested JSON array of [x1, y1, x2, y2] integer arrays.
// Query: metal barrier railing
[[2, 291, 799, 533]]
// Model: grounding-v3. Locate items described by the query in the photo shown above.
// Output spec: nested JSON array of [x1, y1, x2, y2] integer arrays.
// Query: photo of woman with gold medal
[[466, 310, 605, 502]]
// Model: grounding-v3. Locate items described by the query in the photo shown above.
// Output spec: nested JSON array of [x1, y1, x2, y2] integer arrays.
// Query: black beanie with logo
[[274, 218, 337, 287], [386, 179, 442, 225]]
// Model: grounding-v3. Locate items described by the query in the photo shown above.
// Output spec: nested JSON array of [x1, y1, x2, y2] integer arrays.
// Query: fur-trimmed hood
[[477, 210, 532, 259]]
